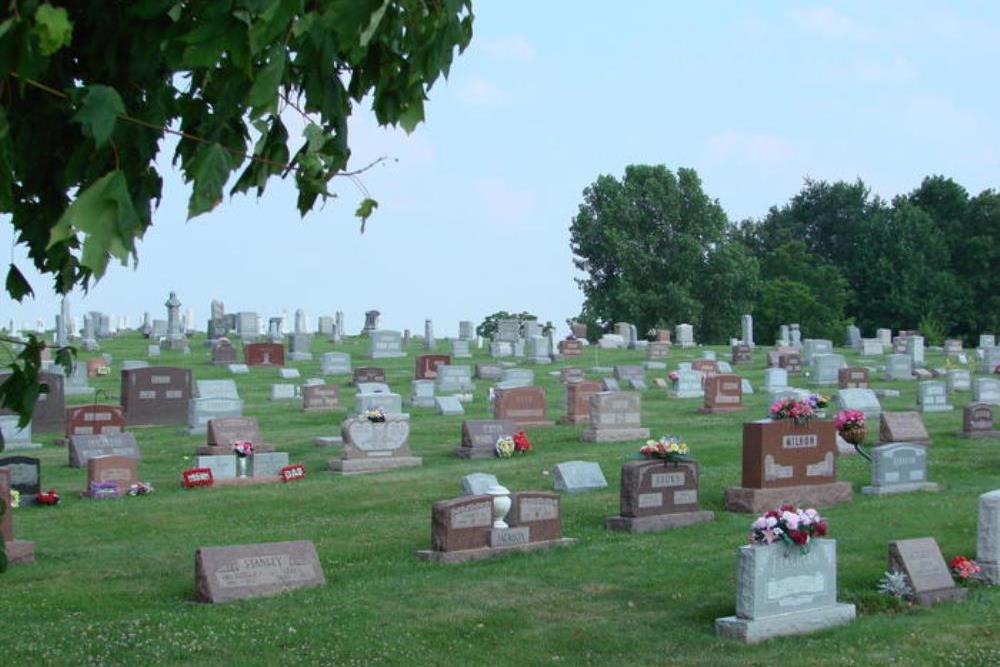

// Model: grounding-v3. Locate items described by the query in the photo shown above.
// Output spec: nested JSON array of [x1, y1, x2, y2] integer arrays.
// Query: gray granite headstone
[[553, 461, 607, 493], [461, 472, 499, 496], [194, 540, 326, 604]]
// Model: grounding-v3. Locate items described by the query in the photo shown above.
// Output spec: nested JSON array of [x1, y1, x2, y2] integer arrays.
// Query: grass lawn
[[1, 332, 997, 666]]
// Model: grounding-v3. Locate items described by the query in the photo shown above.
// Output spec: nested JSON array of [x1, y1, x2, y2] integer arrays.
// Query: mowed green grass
[[1, 333, 998, 667]]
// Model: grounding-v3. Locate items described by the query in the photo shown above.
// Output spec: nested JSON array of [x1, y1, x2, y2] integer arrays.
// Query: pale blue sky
[[3, 2, 999, 337]]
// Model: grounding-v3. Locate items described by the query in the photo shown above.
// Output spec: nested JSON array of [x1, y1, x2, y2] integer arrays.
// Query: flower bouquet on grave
[[949, 556, 983, 585], [769, 397, 814, 425], [749, 504, 827, 555], [808, 393, 830, 417], [513, 431, 532, 454], [363, 407, 387, 423], [639, 436, 692, 464], [233, 440, 254, 478], [8, 490, 19, 509], [36, 489, 61, 506], [128, 482, 154, 496], [495, 436, 515, 459], [88, 481, 120, 500], [667, 371, 679, 385], [834, 409, 869, 459]]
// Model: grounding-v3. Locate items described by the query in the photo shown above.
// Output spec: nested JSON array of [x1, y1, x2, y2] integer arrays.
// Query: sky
[[3, 1, 999, 337]]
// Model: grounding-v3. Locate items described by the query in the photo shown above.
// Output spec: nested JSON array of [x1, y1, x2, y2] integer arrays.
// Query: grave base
[[605, 510, 715, 533], [697, 407, 744, 414], [329, 456, 422, 474], [579, 427, 650, 443], [980, 561, 999, 585], [912, 586, 968, 607], [313, 436, 343, 447], [715, 603, 856, 643], [955, 430, 1000, 439], [4, 540, 36, 565], [724, 482, 853, 514], [415, 537, 578, 564], [454, 447, 495, 459], [862, 482, 942, 496]]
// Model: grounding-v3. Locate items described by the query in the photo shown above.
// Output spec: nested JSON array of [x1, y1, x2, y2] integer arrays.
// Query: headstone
[[286, 332, 312, 362], [451, 339, 471, 358], [731, 344, 752, 365], [436, 396, 464, 416], [647, 341, 670, 360], [580, 392, 649, 442], [320, 352, 352, 376], [194, 540, 326, 604], [802, 339, 833, 366], [861, 339, 883, 356], [0, 456, 40, 499], [250, 452, 290, 478], [958, 403, 1000, 438], [552, 461, 607, 493], [68, 433, 140, 468], [715, 539, 855, 643], [302, 384, 340, 412], [410, 380, 436, 408], [476, 363, 503, 380], [210, 339, 238, 365], [526, 335, 551, 364], [499, 368, 534, 389], [980, 334, 997, 349], [559, 367, 585, 384], [812, 354, 845, 385], [946, 368, 971, 393], [597, 334, 625, 349], [981, 346, 1000, 374], [0, 468, 35, 565], [85, 455, 138, 496], [691, 359, 719, 375], [559, 381, 603, 425], [878, 412, 930, 445], [455, 419, 519, 459], [835, 388, 882, 421], [0, 371, 64, 433], [885, 354, 912, 381], [762, 368, 789, 392], [877, 328, 893, 347], [352, 366, 386, 385], [917, 381, 953, 413], [741, 314, 754, 348], [459, 321, 475, 341], [838, 367, 869, 389], [203, 417, 275, 456], [973, 378, 1000, 405], [778, 351, 803, 375], [907, 336, 926, 369], [355, 388, 403, 416], [194, 454, 236, 480], [436, 365, 474, 394], [244, 342, 285, 367], [415, 354, 451, 380], [493, 387, 553, 427], [977, 490, 1000, 584], [329, 415, 421, 473], [368, 329, 405, 358], [846, 325, 862, 350], [699, 374, 743, 414], [228, 364, 249, 374], [944, 339, 963, 356], [724, 419, 851, 513], [120, 366, 191, 426], [672, 370, 704, 399], [558, 339, 584, 358], [606, 460, 714, 533], [675, 324, 694, 348], [862, 443, 939, 495], [64, 404, 125, 440], [426, 495, 494, 553], [278, 368, 300, 380], [887, 538, 967, 606], [461, 473, 499, 496]]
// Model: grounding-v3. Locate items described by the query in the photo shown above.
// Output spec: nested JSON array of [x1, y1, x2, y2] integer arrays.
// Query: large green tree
[[0, 0, 474, 428], [570, 165, 750, 340]]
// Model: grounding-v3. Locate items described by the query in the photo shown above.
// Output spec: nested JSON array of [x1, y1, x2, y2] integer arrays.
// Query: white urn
[[486, 484, 511, 529]]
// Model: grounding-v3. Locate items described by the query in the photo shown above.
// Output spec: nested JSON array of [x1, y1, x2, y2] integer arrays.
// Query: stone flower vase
[[486, 484, 511, 529], [236, 454, 249, 478]]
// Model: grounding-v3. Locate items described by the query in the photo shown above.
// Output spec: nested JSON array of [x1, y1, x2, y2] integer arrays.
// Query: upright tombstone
[[455, 419, 519, 459], [416, 491, 576, 563], [885, 354, 913, 381], [878, 412, 930, 446], [605, 459, 714, 533], [460, 472, 499, 496], [691, 359, 719, 375], [838, 367, 869, 389], [210, 339, 238, 365], [917, 381, 953, 413], [526, 336, 551, 364], [762, 368, 789, 392], [887, 538, 967, 606], [973, 378, 1000, 405], [287, 328, 312, 362], [194, 541, 326, 604], [63, 405, 125, 444], [84, 455, 139, 497], [724, 419, 851, 513], [244, 342, 284, 367], [458, 321, 475, 341], [957, 403, 1000, 438], [302, 384, 340, 412], [329, 415, 421, 474], [907, 335, 926, 369], [861, 339, 883, 356], [648, 341, 670, 360], [552, 461, 608, 493], [202, 416, 275, 456], [946, 368, 971, 393], [778, 351, 803, 375], [475, 363, 503, 381], [812, 354, 845, 385], [614, 365, 645, 387], [580, 392, 649, 442], [435, 365, 474, 396], [0, 455, 40, 501], [121, 366, 191, 426], [493, 387, 553, 428], [675, 323, 695, 348], [672, 370, 704, 399], [162, 291, 188, 351], [877, 328, 893, 348], [559, 381, 603, 425], [846, 325, 862, 350], [451, 339, 471, 358], [741, 314, 754, 348], [558, 338, 584, 358], [499, 368, 534, 389], [423, 319, 435, 350], [186, 379, 243, 435], [982, 347, 1000, 374], [978, 490, 1000, 584], [369, 330, 405, 358], [352, 366, 386, 385], [410, 380, 436, 408], [862, 443, 939, 495], [68, 433, 140, 468], [0, 371, 64, 433], [415, 354, 451, 380], [802, 339, 833, 366], [320, 352, 352, 376], [699, 374, 743, 414], [559, 367, 585, 384], [835, 388, 882, 422], [731, 344, 752, 365], [0, 468, 35, 566], [715, 538, 855, 643]]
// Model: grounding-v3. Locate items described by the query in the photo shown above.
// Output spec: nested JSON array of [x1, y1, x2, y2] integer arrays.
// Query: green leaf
[[355, 197, 378, 233], [397, 100, 425, 134], [72, 86, 125, 147], [0, 334, 48, 430], [47, 171, 141, 279], [5, 264, 34, 302], [33, 3, 73, 56], [247, 46, 287, 117], [359, 0, 391, 48], [188, 144, 234, 218]]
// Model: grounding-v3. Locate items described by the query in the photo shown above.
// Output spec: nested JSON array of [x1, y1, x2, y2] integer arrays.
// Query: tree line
[[570, 165, 1000, 345]]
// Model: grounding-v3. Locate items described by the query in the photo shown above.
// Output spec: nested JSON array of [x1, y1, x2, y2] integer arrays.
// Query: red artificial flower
[[766, 510, 780, 519], [779, 504, 795, 513], [815, 521, 828, 536], [789, 529, 808, 546], [513, 431, 532, 452]]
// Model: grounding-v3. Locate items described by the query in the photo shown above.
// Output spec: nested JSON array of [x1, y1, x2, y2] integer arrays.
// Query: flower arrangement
[[495, 436, 515, 458], [363, 407, 387, 423], [668, 371, 679, 382], [89, 481, 120, 499], [808, 393, 830, 410], [769, 397, 815, 424], [128, 482, 154, 496], [834, 409, 866, 432], [513, 431, 532, 453], [878, 570, 913, 599], [8, 490, 19, 509], [949, 556, 982, 582], [36, 489, 61, 505], [232, 440, 254, 457], [749, 505, 827, 554], [640, 436, 691, 463]]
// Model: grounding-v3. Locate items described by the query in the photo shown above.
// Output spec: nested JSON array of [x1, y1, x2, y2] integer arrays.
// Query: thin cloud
[[456, 75, 508, 107], [481, 35, 537, 62], [706, 131, 795, 165]]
